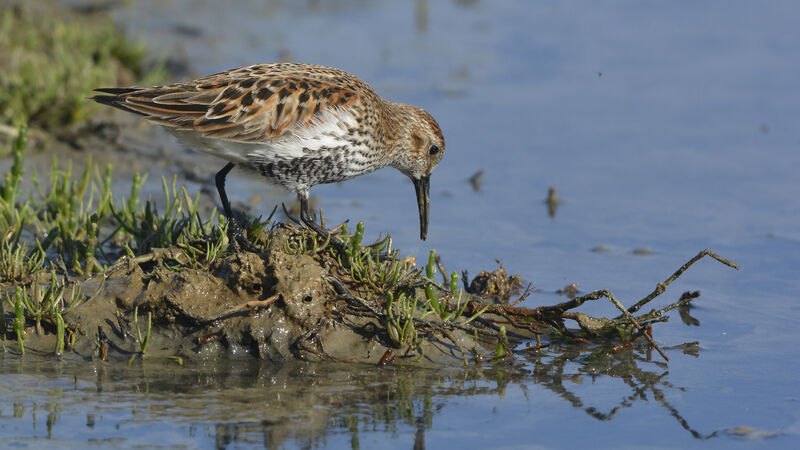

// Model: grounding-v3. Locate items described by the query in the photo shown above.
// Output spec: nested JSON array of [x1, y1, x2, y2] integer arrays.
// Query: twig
[[293, 319, 329, 360], [601, 289, 670, 361], [328, 276, 383, 317], [537, 290, 605, 317], [538, 249, 738, 319], [103, 248, 187, 277], [471, 316, 526, 340], [516, 342, 552, 353], [508, 282, 533, 307], [434, 254, 448, 285], [627, 249, 738, 314], [612, 291, 700, 326], [198, 293, 280, 324]]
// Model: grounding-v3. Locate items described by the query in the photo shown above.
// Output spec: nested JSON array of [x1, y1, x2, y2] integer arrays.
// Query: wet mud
[[5, 227, 519, 366]]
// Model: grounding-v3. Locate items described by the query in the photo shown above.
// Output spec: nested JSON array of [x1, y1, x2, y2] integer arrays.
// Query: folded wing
[[92, 64, 367, 143]]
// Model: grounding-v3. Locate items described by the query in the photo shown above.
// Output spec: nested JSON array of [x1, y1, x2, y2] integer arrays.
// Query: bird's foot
[[303, 218, 346, 254], [282, 203, 345, 253]]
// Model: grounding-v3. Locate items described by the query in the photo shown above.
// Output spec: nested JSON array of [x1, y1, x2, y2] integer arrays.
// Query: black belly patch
[[256, 154, 350, 188]]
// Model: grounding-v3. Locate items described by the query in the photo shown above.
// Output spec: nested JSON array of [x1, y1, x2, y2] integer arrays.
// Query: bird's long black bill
[[413, 175, 430, 240]]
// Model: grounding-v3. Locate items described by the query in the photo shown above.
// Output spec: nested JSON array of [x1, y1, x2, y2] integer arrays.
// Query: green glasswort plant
[[494, 325, 510, 359], [20, 269, 81, 335], [385, 292, 419, 348], [337, 221, 415, 293], [423, 250, 487, 324], [53, 307, 66, 356], [0, 126, 48, 280], [113, 175, 230, 267], [128, 305, 152, 364], [12, 289, 26, 354], [0, 124, 29, 231]]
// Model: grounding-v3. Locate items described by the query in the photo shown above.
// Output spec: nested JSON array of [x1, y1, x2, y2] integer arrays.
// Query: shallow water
[[0, 347, 777, 449], [5, 0, 800, 447]]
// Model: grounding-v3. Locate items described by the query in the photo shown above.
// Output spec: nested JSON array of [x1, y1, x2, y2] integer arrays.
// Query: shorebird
[[92, 63, 445, 247]]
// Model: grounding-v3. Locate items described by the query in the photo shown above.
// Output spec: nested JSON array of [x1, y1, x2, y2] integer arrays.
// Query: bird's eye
[[428, 145, 440, 156]]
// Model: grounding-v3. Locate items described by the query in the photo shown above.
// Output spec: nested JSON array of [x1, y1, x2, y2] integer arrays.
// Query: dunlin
[[92, 63, 445, 245]]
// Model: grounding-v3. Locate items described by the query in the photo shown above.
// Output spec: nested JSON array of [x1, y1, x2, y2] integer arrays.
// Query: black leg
[[299, 196, 324, 235], [215, 162, 236, 220], [214, 163, 259, 253]]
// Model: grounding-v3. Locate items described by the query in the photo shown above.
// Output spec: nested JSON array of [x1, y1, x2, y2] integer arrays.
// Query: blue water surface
[[4, 0, 800, 447]]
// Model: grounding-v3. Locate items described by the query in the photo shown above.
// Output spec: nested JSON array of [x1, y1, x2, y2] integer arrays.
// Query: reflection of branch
[[620, 368, 715, 438], [522, 347, 722, 440], [650, 384, 719, 440]]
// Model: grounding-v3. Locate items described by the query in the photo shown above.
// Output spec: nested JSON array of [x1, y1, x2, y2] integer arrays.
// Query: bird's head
[[388, 104, 445, 240]]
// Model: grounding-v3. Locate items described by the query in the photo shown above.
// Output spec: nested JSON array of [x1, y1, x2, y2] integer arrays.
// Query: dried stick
[[198, 293, 280, 324], [516, 342, 552, 353], [627, 249, 738, 314], [103, 248, 188, 277], [328, 276, 383, 317], [434, 254, 449, 285], [508, 282, 533, 307], [601, 289, 670, 361], [538, 249, 738, 320]]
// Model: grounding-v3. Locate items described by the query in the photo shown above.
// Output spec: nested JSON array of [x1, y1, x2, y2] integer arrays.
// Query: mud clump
[[62, 230, 331, 362], [8, 228, 484, 366]]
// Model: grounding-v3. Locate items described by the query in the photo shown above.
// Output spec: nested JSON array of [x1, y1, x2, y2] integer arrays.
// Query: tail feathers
[[91, 88, 148, 116], [93, 87, 141, 95]]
